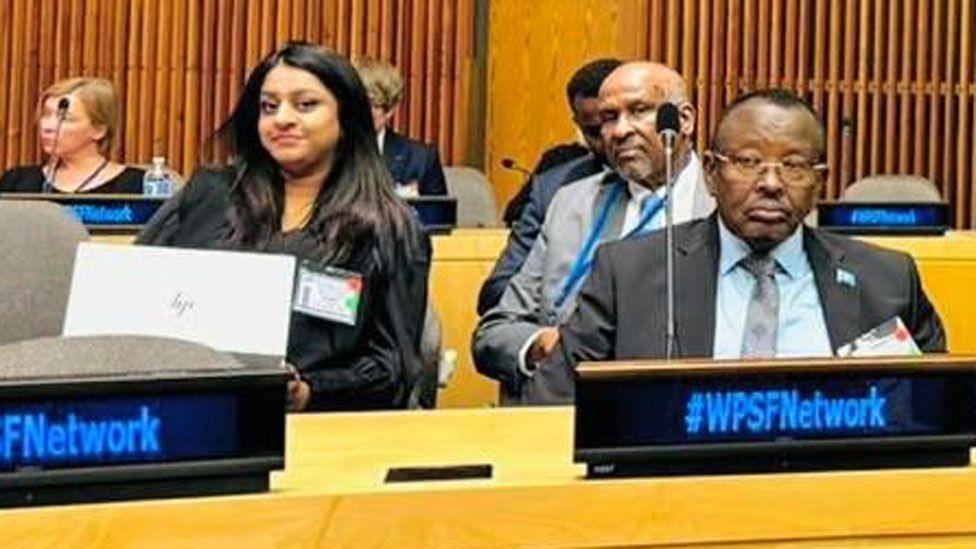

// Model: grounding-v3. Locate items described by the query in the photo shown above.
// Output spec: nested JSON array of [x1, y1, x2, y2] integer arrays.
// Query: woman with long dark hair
[[139, 42, 430, 412]]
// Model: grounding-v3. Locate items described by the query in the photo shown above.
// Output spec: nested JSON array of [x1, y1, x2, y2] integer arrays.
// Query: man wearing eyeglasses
[[473, 62, 714, 402], [520, 88, 946, 405]]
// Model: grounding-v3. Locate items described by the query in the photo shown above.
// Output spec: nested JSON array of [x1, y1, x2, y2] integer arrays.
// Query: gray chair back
[[0, 335, 243, 380], [842, 175, 942, 202], [0, 200, 89, 344], [444, 166, 498, 228]]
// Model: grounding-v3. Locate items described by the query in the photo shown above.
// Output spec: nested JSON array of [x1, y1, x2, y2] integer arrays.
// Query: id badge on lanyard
[[293, 261, 363, 326]]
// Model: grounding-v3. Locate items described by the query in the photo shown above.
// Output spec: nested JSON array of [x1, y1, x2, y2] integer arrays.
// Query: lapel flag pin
[[836, 268, 857, 288]]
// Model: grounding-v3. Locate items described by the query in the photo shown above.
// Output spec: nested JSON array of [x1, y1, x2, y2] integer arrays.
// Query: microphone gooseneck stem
[[664, 134, 676, 361]]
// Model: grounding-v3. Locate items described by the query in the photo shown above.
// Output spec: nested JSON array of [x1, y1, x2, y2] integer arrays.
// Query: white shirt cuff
[[517, 329, 547, 378]]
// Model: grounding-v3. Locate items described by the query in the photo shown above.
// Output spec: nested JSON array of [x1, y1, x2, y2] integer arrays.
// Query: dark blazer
[[502, 142, 589, 225], [523, 213, 947, 405], [136, 168, 432, 411], [382, 130, 447, 196], [476, 153, 605, 315]]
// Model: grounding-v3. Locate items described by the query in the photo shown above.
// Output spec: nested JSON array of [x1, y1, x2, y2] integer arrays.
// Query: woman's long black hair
[[216, 41, 421, 266]]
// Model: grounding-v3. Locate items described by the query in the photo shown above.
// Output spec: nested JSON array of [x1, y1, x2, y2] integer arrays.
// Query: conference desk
[[3, 406, 976, 547], [94, 228, 976, 409], [430, 229, 976, 408]]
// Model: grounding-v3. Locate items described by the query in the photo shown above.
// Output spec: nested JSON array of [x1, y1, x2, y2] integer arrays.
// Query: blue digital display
[[682, 385, 888, 437], [60, 199, 164, 226], [576, 371, 976, 448], [818, 202, 948, 233], [0, 394, 238, 471]]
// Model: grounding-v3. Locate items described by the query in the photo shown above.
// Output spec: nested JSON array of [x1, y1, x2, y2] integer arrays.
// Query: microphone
[[656, 102, 681, 360], [43, 97, 71, 193], [500, 157, 532, 178], [656, 102, 680, 150]]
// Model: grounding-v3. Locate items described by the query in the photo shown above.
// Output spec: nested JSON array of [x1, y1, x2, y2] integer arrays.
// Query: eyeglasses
[[710, 151, 827, 187]]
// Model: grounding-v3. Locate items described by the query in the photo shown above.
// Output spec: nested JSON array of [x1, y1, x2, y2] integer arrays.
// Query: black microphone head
[[500, 158, 516, 169], [656, 102, 681, 134], [56, 97, 70, 115]]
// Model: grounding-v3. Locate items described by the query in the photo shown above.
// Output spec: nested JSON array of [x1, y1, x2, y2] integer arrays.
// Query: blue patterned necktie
[[739, 253, 779, 358]]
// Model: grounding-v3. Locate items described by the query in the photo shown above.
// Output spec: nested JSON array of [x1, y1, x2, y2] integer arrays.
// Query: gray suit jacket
[[522, 214, 948, 405], [473, 157, 715, 402], [478, 154, 605, 314]]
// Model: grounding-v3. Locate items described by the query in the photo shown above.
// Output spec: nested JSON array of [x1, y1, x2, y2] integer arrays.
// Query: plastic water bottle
[[143, 156, 175, 197]]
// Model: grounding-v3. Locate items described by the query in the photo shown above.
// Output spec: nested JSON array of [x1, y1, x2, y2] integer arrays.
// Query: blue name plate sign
[[575, 356, 976, 477], [0, 370, 284, 507], [817, 201, 949, 235], [0, 394, 238, 471], [0, 193, 166, 232]]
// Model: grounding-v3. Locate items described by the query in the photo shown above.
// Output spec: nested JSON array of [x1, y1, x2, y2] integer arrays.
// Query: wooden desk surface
[[4, 407, 976, 547]]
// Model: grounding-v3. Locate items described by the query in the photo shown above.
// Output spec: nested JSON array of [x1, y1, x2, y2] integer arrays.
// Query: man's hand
[[526, 327, 561, 366]]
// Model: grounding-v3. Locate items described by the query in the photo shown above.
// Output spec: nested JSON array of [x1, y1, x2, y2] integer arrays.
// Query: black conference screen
[[576, 367, 976, 476]]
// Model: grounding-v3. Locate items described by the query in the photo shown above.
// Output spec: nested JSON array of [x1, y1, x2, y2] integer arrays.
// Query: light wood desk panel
[[5, 408, 976, 547], [428, 229, 508, 408]]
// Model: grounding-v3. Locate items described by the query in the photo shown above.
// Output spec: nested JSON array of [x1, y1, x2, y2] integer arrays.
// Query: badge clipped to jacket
[[293, 261, 363, 326]]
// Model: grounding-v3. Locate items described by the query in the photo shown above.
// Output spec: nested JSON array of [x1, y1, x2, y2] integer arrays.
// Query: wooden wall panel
[[485, 0, 624, 208], [0, 0, 478, 176], [488, 0, 976, 227]]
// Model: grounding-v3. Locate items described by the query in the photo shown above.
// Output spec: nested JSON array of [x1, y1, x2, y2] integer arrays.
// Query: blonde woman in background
[[0, 77, 144, 193]]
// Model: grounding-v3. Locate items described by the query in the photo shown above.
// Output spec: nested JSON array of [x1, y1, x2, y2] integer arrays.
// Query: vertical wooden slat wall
[[628, 0, 976, 227], [0, 0, 476, 177]]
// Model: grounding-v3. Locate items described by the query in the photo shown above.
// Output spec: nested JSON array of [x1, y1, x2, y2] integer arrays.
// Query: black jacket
[[501, 142, 590, 226], [137, 168, 432, 411]]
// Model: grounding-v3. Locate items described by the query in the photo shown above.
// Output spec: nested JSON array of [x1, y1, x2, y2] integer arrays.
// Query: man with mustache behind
[[522, 88, 946, 405], [473, 62, 714, 403]]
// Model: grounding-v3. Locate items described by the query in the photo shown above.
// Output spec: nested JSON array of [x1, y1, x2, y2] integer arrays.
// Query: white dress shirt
[[621, 150, 703, 235]]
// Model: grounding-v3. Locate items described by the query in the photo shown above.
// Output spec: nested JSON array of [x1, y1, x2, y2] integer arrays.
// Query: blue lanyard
[[624, 193, 666, 239], [554, 186, 667, 310]]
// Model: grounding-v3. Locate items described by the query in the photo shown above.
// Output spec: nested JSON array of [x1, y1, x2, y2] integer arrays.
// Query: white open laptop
[[63, 242, 296, 365]]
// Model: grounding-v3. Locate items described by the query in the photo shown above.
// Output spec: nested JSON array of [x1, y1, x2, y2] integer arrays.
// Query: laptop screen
[[63, 243, 296, 360]]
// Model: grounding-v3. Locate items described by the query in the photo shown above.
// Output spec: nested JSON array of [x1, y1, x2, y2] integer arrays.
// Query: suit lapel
[[675, 215, 719, 357], [805, 227, 861, 352]]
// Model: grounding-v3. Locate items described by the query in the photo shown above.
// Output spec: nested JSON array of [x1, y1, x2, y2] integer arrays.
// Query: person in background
[[478, 58, 623, 315], [137, 42, 431, 412], [0, 77, 144, 193], [355, 57, 447, 197]]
